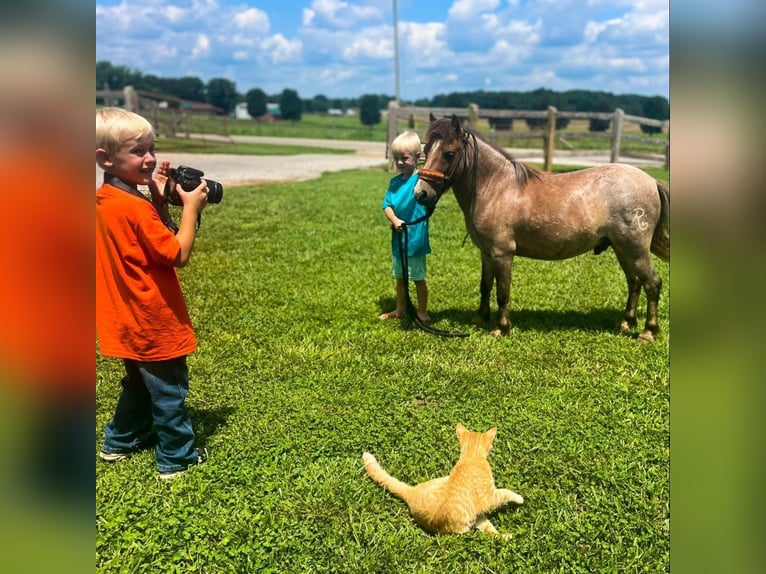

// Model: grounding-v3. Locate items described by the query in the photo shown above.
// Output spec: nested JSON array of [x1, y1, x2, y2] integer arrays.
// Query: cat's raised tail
[[362, 452, 413, 500]]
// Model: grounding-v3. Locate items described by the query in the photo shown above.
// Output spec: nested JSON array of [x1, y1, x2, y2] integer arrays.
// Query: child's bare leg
[[414, 280, 429, 322], [379, 279, 407, 319]]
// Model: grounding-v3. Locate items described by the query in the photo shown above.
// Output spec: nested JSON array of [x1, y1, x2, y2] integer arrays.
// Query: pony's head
[[414, 114, 469, 206]]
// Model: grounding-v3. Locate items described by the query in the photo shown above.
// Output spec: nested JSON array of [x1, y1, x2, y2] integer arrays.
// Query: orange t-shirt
[[96, 182, 197, 361]]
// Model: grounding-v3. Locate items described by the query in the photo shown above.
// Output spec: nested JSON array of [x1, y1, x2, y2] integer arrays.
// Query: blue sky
[[96, 0, 669, 101]]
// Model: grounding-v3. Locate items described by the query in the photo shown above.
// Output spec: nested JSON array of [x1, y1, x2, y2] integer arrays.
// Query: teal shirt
[[382, 171, 431, 257]]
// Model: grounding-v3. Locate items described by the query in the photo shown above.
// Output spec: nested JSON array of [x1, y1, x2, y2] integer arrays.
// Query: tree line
[[97, 60, 669, 131]]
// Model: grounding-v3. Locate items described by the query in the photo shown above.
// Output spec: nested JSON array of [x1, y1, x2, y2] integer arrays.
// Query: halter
[[417, 168, 447, 190]]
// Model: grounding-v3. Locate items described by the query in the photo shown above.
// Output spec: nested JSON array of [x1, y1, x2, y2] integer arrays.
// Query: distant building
[[266, 103, 282, 117], [234, 102, 251, 120], [327, 108, 343, 116]]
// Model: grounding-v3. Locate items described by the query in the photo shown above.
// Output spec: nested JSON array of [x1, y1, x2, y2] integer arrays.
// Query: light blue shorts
[[392, 254, 427, 281]]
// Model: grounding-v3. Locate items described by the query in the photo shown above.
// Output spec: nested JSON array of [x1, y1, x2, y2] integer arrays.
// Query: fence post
[[664, 121, 670, 171], [123, 86, 139, 112], [466, 103, 479, 130], [543, 106, 557, 172], [610, 108, 624, 163]]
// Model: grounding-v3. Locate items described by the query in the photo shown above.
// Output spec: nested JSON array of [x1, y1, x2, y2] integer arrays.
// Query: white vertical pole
[[393, 0, 401, 104]]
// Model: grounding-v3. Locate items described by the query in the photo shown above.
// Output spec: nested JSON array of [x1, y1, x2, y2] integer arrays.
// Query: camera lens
[[205, 179, 223, 204]]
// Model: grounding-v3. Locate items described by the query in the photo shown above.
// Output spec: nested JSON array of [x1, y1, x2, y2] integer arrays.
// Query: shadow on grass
[[379, 295, 622, 335], [429, 306, 622, 334], [187, 405, 236, 445]]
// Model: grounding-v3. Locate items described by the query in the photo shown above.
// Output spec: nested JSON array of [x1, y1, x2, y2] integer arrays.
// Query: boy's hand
[[391, 217, 405, 232], [177, 178, 208, 213], [149, 160, 171, 205]]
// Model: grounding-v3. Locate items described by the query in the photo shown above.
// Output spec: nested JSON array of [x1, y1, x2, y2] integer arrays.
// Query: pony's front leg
[[490, 254, 514, 337], [473, 255, 494, 326]]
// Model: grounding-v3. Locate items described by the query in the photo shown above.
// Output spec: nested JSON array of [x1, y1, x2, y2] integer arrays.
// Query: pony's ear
[[451, 114, 461, 133], [429, 113, 437, 123]]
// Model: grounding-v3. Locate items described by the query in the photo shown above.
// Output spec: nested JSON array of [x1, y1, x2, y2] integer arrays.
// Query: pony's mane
[[426, 118, 543, 188]]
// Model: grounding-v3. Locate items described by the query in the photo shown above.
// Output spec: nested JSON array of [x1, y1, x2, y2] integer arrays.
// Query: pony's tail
[[362, 452, 413, 500], [651, 180, 670, 261]]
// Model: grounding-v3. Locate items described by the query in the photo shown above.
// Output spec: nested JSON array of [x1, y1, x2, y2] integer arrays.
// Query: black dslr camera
[[165, 166, 223, 206]]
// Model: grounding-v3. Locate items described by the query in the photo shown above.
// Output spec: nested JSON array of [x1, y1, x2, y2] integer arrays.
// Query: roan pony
[[414, 114, 669, 342]]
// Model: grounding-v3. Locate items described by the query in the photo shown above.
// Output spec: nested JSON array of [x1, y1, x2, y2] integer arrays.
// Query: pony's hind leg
[[614, 250, 662, 342], [615, 272, 641, 335], [637, 263, 662, 343]]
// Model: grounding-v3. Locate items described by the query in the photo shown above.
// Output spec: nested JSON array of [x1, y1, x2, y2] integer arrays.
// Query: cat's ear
[[486, 427, 497, 442], [456, 423, 467, 438]]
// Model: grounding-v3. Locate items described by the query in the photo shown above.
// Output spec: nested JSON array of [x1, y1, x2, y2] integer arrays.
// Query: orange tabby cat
[[362, 424, 523, 536]]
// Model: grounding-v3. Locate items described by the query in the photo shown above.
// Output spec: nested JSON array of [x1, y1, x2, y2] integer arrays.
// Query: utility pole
[[393, 0, 401, 104]]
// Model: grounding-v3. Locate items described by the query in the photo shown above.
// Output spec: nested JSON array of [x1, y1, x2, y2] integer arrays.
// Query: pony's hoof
[[614, 320, 634, 335], [636, 331, 655, 343], [472, 315, 488, 325], [489, 328, 505, 337]]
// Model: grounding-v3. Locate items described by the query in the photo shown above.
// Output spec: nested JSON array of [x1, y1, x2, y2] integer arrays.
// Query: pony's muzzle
[[414, 183, 435, 205], [415, 169, 446, 205]]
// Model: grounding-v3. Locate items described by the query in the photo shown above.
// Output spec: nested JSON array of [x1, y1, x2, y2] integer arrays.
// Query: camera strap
[[103, 173, 151, 203], [103, 173, 178, 233]]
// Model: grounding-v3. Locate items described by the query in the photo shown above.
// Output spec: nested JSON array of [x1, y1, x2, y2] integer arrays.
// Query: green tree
[[169, 76, 206, 102], [246, 88, 268, 118], [206, 78, 238, 114], [589, 97, 612, 132], [359, 94, 381, 126], [279, 89, 302, 121], [640, 96, 669, 135], [96, 61, 141, 90], [307, 94, 330, 113]]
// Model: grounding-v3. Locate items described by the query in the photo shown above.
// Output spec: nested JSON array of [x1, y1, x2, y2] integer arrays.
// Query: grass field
[[96, 166, 669, 573]]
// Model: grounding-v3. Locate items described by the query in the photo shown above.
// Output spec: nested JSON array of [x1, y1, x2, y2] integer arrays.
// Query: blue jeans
[[101, 357, 197, 473]]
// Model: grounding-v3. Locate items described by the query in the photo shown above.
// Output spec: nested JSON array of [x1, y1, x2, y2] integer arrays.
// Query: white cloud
[[163, 6, 185, 23], [191, 34, 210, 58], [261, 34, 302, 64], [234, 8, 270, 33], [342, 27, 392, 60], [301, 0, 382, 29], [449, 0, 501, 20]]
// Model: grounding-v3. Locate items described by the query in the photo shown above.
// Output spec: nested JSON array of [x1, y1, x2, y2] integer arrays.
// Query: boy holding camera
[[96, 107, 208, 479]]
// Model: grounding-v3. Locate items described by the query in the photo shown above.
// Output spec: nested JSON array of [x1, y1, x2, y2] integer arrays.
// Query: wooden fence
[[386, 104, 669, 171], [96, 86, 230, 139]]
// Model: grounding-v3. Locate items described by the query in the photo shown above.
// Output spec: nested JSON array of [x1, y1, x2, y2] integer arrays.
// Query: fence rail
[[386, 104, 669, 171], [96, 87, 230, 139]]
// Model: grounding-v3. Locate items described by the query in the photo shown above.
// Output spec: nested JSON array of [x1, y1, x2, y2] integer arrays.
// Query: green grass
[[177, 112, 388, 142], [96, 167, 669, 573]]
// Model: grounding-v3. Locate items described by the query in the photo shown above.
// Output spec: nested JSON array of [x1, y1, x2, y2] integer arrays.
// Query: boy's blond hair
[[390, 131, 421, 157], [96, 107, 154, 156]]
